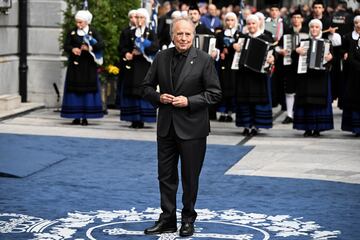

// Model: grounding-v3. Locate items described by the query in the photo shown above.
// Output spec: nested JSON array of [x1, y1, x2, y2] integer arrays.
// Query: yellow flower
[[107, 65, 120, 75]]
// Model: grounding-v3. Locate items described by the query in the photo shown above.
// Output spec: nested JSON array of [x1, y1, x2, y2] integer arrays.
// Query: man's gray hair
[[170, 16, 196, 38]]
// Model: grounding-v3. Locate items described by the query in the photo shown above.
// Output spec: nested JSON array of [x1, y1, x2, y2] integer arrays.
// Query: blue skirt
[[341, 109, 360, 134], [293, 79, 333, 132], [235, 103, 273, 129], [120, 96, 157, 122], [235, 76, 272, 129], [119, 81, 156, 123], [61, 79, 104, 119]]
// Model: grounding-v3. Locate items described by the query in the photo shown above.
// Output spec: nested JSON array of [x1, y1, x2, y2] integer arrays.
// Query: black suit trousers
[[157, 123, 206, 223]]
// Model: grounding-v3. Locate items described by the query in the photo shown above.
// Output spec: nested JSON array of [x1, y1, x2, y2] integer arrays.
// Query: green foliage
[[61, 0, 140, 66]]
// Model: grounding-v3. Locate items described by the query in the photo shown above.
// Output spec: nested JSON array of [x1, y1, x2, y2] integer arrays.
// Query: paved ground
[[0, 104, 359, 184]]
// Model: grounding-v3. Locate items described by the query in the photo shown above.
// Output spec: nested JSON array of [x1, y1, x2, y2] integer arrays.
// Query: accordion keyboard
[[297, 40, 310, 74], [283, 34, 292, 65]]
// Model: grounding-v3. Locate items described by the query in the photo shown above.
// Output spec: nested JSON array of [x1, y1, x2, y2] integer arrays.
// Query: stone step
[[0, 94, 21, 111]]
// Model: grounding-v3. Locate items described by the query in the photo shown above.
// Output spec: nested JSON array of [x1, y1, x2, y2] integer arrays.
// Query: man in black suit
[[142, 17, 222, 237]]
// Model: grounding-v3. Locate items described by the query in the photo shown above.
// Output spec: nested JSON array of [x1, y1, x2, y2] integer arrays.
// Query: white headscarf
[[75, 10, 93, 24], [354, 15, 360, 24], [171, 10, 182, 19], [255, 12, 265, 34], [224, 12, 238, 29], [352, 16, 360, 40], [246, 14, 259, 24], [128, 9, 137, 18], [246, 14, 261, 38], [136, 8, 150, 26], [309, 19, 323, 39]]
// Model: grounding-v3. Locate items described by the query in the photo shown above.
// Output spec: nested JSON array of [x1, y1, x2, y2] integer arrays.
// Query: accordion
[[231, 37, 246, 70], [283, 33, 308, 65], [237, 37, 274, 73], [297, 39, 331, 74], [193, 34, 216, 55]]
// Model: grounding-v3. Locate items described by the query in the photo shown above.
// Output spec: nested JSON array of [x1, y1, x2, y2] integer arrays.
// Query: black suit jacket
[[142, 47, 222, 140]]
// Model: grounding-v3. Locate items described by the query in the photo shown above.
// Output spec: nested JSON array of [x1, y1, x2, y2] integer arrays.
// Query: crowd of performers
[[61, 0, 360, 138]]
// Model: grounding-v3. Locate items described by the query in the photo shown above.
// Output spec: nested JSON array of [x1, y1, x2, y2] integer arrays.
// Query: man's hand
[[172, 96, 188, 107], [160, 93, 175, 104]]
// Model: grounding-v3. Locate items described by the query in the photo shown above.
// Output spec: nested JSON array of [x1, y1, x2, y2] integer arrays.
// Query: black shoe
[[242, 128, 250, 136], [313, 130, 320, 137], [179, 222, 194, 237], [81, 119, 88, 126], [225, 115, 233, 122], [218, 115, 226, 122], [303, 130, 312, 137], [355, 133, 360, 137], [250, 128, 258, 136], [144, 221, 177, 235], [137, 122, 144, 129], [72, 119, 80, 125], [130, 121, 144, 129], [282, 116, 293, 124]]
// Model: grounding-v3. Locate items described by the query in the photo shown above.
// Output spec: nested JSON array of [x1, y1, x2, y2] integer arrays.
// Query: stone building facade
[[0, 0, 66, 108]]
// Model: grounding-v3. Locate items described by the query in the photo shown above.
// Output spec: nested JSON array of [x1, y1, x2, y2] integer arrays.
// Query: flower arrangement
[[107, 64, 120, 75], [98, 64, 119, 83]]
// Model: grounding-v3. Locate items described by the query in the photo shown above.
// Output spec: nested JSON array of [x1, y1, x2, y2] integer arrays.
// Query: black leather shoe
[[137, 122, 144, 129], [218, 115, 226, 122], [72, 119, 80, 125], [313, 130, 320, 137], [225, 115, 233, 122], [144, 221, 177, 235], [242, 128, 250, 136], [303, 130, 312, 137], [81, 119, 88, 126], [250, 128, 258, 136], [282, 116, 293, 124], [179, 222, 194, 237]]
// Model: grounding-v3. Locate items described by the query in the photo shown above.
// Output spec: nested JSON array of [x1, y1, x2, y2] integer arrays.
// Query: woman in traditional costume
[[341, 15, 360, 137], [293, 19, 334, 137], [235, 14, 275, 136], [61, 10, 104, 126], [118, 8, 158, 128]]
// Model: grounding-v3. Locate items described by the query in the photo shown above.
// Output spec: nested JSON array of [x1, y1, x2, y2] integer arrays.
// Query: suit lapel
[[174, 47, 197, 91]]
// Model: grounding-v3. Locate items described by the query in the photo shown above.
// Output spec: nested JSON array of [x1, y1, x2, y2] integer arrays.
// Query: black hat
[[290, 9, 303, 17]]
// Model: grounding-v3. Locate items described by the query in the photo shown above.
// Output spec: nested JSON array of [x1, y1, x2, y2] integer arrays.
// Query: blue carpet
[[0, 133, 359, 239], [0, 144, 66, 178]]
